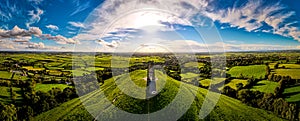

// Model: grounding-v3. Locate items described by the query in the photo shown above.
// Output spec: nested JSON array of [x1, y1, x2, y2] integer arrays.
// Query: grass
[[224, 79, 248, 90], [35, 84, 72, 92], [35, 71, 283, 120], [228, 65, 267, 79], [275, 69, 300, 79], [251, 80, 279, 93]]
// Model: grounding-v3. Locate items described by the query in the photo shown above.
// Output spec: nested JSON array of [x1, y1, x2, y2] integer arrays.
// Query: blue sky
[[0, 0, 300, 52]]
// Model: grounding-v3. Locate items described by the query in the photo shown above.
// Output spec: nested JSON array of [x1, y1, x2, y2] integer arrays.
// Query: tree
[[222, 86, 237, 98], [274, 63, 279, 69], [0, 103, 17, 121], [268, 73, 274, 81], [236, 83, 244, 90], [17, 106, 34, 121]]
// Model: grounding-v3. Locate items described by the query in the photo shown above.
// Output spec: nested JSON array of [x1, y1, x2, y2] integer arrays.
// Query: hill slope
[[35, 70, 284, 121]]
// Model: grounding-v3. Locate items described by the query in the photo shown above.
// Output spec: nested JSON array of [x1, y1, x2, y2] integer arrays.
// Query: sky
[[0, 0, 300, 52]]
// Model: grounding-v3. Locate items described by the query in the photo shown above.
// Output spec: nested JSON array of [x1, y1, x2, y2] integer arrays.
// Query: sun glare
[[135, 44, 169, 53], [133, 12, 164, 28]]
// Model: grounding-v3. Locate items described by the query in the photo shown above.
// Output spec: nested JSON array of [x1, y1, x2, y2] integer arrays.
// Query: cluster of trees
[[0, 87, 77, 121], [237, 89, 298, 120], [221, 76, 298, 120], [0, 103, 18, 121], [23, 87, 77, 114], [74, 73, 99, 95], [226, 55, 264, 67]]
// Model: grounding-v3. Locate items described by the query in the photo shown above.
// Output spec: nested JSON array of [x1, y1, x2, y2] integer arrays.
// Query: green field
[[228, 65, 267, 79], [251, 80, 279, 93], [224, 79, 248, 90], [180, 72, 198, 79], [68, 69, 91, 76], [0, 71, 28, 80], [35, 84, 72, 92], [0, 71, 12, 79], [200, 78, 226, 87], [283, 85, 300, 103], [183, 62, 205, 68], [35, 71, 283, 120], [275, 69, 300, 79]]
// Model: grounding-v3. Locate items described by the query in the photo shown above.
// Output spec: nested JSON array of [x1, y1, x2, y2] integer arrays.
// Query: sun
[[133, 11, 165, 28]]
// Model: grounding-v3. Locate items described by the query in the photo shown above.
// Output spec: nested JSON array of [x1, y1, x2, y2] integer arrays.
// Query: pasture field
[[0, 71, 28, 80], [35, 84, 72, 92], [200, 78, 226, 87], [0, 71, 12, 79], [180, 72, 198, 79], [251, 80, 279, 93], [275, 69, 300, 79], [279, 64, 300, 69], [227, 65, 267, 79], [68, 69, 91, 76], [224, 79, 248, 90], [283, 85, 300, 103], [183, 62, 205, 68], [35, 70, 283, 121], [22, 66, 45, 71], [269, 63, 277, 69]]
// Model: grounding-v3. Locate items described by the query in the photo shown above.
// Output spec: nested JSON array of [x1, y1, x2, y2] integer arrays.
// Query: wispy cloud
[[68, 21, 86, 28], [70, 1, 90, 16], [26, 8, 44, 27], [204, 0, 300, 42], [0, 0, 21, 22], [28, 0, 44, 5]]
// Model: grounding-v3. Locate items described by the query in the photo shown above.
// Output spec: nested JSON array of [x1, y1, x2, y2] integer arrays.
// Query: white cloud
[[26, 8, 44, 27], [27, 42, 45, 49], [0, 26, 77, 45], [0, 26, 42, 40], [46, 24, 59, 31], [68, 22, 86, 28], [40, 34, 78, 44], [97, 39, 120, 48]]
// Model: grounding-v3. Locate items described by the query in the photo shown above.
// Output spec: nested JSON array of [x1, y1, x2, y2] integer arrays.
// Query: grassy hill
[[35, 70, 284, 121]]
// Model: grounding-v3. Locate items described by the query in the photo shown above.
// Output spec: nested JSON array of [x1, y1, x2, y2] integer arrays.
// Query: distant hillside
[[35, 70, 284, 121]]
